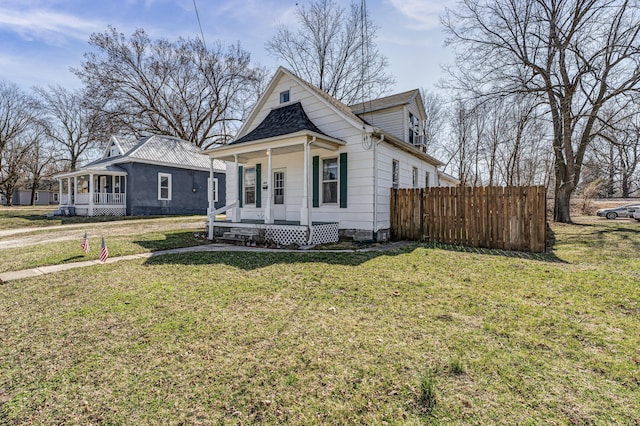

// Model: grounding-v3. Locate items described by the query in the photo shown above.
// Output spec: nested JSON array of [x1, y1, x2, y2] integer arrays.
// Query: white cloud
[[0, 7, 104, 45], [387, 0, 452, 31]]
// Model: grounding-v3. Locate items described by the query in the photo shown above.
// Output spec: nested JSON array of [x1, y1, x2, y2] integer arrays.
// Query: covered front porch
[[204, 130, 345, 246], [212, 219, 339, 246], [54, 166, 128, 216]]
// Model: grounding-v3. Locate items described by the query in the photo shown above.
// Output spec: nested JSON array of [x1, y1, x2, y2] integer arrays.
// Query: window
[[158, 173, 172, 200], [77, 176, 89, 194], [392, 159, 399, 189], [280, 90, 290, 103], [412, 167, 418, 188], [244, 167, 256, 204], [274, 171, 284, 204], [208, 178, 218, 202], [409, 112, 421, 145], [114, 176, 124, 193], [425, 171, 430, 187], [322, 158, 338, 204]]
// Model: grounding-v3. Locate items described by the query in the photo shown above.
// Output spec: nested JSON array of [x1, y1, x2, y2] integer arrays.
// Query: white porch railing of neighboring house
[[93, 192, 125, 205], [71, 193, 125, 205]]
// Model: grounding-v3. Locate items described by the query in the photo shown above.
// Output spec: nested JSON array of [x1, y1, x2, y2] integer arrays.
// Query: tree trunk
[[554, 184, 573, 223]]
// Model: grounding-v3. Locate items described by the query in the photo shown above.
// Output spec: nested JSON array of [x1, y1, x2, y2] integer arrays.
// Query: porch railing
[[94, 192, 125, 205], [68, 192, 125, 205]]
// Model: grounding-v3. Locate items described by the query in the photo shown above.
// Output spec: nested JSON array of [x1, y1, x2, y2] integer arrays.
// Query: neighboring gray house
[[54, 135, 225, 216], [8, 189, 58, 205]]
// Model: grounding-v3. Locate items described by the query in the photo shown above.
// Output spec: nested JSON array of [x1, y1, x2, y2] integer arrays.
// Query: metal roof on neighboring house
[[125, 135, 218, 170], [231, 102, 332, 144]]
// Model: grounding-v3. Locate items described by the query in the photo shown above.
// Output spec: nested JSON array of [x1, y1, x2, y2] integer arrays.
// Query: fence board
[[390, 186, 547, 253]]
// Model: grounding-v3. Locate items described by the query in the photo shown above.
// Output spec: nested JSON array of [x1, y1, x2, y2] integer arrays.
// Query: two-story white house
[[202, 67, 456, 246]]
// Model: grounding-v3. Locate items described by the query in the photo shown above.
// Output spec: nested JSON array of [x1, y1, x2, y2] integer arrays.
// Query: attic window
[[280, 90, 290, 104]]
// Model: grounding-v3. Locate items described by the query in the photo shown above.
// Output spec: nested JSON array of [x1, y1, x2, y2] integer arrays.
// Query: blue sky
[[0, 0, 454, 94]]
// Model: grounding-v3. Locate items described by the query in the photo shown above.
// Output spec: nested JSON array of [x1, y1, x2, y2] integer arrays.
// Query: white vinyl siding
[[224, 71, 443, 234]]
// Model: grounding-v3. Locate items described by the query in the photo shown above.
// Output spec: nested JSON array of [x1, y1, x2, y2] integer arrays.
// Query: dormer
[[349, 89, 427, 150]]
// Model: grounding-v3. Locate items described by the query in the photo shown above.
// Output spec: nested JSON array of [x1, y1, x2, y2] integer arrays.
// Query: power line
[[193, 0, 207, 50]]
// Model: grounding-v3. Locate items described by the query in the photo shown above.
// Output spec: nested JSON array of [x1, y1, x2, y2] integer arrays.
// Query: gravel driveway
[[0, 218, 206, 250]]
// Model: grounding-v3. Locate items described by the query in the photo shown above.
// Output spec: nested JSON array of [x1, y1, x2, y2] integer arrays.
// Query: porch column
[[124, 175, 127, 212], [300, 140, 310, 226], [208, 158, 215, 240], [264, 148, 273, 224], [58, 179, 62, 206], [231, 155, 241, 222], [88, 174, 94, 216]]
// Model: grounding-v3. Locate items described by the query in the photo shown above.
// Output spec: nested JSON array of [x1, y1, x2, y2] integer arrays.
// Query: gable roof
[[232, 102, 331, 145], [349, 89, 421, 115], [233, 67, 373, 142]]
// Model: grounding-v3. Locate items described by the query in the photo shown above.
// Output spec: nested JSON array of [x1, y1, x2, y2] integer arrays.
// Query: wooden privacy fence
[[390, 186, 547, 252]]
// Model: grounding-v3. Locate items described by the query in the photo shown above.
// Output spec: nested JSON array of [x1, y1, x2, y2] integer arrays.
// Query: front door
[[273, 169, 286, 221]]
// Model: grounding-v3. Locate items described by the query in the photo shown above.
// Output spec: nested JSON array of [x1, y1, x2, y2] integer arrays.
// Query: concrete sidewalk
[[0, 242, 411, 283]]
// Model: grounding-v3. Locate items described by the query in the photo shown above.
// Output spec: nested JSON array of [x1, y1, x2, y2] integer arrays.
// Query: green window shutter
[[312, 156, 319, 208], [238, 165, 243, 207], [339, 152, 348, 208], [255, 163, 262, 208]]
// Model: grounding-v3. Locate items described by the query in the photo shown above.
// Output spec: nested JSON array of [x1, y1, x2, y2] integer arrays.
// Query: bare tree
[[35, 85, 107, 171], [589, 104, 640, 197], [0, 81, 38, 204], [24, 130, 58, 205], [74, 27, 265, 149], [266, 0, 394, 105], [420, 89, 446, 153], [443, 0, 640, 222]]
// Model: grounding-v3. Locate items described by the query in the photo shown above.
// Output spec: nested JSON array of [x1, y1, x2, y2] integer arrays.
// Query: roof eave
[[373, 130, 444, 167]]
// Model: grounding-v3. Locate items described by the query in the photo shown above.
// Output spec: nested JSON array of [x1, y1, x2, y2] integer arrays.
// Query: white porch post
[[88, 174, 94, 216], [124, 175, 127, 213], [231, 155, 241, 222], [300, 140, 310, 226], [58, 179, 62, 206], [208, 158, 215, 240], [264, 148, 273, 224]]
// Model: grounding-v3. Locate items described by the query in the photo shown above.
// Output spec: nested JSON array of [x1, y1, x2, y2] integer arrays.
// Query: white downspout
[[372, 134, 384, 240]]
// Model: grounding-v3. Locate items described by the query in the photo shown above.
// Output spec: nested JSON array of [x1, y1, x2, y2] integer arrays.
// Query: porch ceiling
[[54, 165, 128, 179], [202, 130, 345, 163]]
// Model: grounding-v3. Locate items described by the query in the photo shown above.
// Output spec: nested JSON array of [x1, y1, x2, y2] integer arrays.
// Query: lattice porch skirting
[[264, 223, 339, 246]]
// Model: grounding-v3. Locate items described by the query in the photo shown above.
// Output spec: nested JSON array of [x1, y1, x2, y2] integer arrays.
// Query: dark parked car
[[595, 204, 640, 219]]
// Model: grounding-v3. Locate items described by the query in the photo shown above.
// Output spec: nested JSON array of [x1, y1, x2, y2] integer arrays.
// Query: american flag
[[99, 237, 109, 263], [81, 232, 89, 253]]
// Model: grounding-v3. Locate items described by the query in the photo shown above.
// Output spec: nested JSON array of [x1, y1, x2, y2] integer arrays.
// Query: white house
[[202, 67, 456, 246]]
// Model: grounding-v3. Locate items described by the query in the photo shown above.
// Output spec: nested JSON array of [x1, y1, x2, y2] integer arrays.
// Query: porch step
[[216, 230, 259, 246]]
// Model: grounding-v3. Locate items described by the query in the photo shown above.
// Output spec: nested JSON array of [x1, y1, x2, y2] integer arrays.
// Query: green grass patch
[[0, 230, 210, 273], [0, 217, 639, 424], [0, 206, 201, 230]]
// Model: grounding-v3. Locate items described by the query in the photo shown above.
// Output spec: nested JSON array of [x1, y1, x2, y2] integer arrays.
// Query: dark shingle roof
[[232, 102, 329, 144]]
